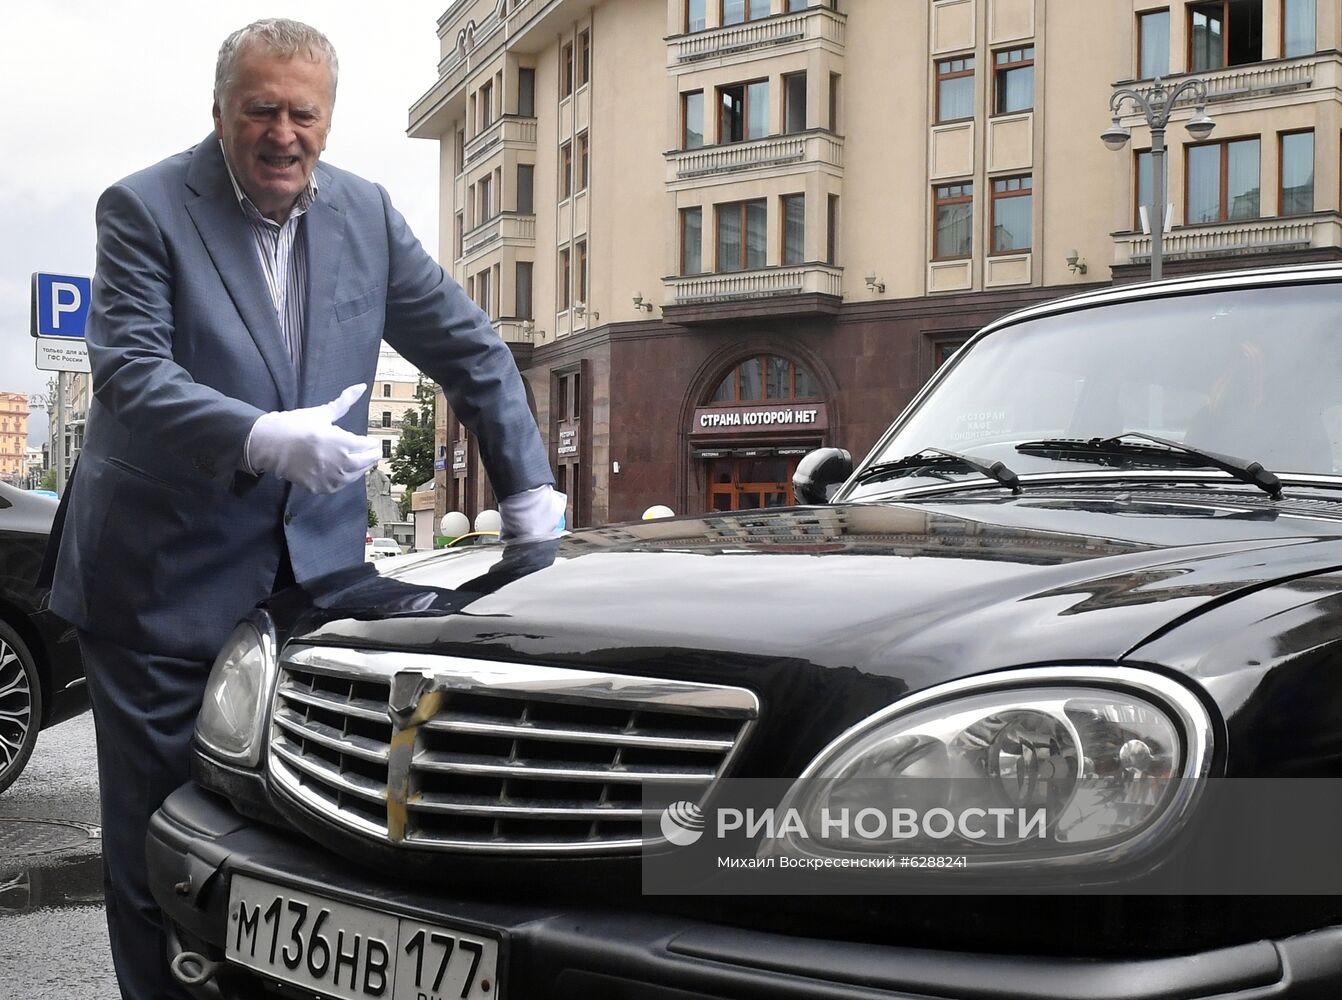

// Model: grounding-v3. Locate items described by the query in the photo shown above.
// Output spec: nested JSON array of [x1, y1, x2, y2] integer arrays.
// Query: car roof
[[977, 261, 1342, 339], [0, 481, 58, 534]]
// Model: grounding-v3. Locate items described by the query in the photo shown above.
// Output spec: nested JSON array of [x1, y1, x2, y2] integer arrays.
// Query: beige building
[[0, 393, 30, 481], [409, 0, 1339, 527], [368, 346, 428, 493]]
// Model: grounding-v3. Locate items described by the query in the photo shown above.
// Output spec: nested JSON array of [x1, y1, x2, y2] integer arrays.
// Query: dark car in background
[[150, 264, 1342, 998], [0, 482, 87, 794]]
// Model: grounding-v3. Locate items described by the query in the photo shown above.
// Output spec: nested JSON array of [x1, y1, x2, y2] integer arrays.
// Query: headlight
[[195, 611, 278, 767], [772, 666, 1212, 870]]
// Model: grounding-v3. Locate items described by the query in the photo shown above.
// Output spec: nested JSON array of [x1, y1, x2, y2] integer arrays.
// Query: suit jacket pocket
[[334, 286, 384, 322], [106, 456, 187, 495]]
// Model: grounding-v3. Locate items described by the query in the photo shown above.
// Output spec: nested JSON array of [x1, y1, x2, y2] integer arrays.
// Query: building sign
[[452, 447, 467, 471], [557, 429, 578, 456], [691, 402, 829, 436]]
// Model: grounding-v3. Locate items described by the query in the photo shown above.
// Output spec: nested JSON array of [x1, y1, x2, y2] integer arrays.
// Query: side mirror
[[792, 448, 853, 505]]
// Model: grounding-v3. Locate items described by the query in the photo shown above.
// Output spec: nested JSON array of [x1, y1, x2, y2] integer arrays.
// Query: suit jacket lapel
[[183, 136, 299, 409], [299, 168, 347, 408]]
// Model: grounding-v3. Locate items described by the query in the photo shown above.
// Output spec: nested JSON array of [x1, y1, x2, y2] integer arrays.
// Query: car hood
[[288, 489, 1342, 691]]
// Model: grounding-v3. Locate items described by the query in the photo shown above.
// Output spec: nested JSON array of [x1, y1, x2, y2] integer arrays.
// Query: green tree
[[390, 376, 437, 497], [367, 501, 378, 528], [38, 468, 56, 493]]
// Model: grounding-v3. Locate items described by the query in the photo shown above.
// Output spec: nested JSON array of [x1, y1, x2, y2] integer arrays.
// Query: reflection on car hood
[[290, 490, 1342, 691]]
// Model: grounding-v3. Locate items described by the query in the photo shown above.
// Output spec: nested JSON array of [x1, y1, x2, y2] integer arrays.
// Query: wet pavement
[[0, 711, 118, 998]]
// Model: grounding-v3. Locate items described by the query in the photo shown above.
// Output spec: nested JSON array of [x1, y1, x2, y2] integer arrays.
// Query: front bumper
[[149, 783, 1342, 1000]]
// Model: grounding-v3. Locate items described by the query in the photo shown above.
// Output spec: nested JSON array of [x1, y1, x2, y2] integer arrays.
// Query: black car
[[151, 263, 1342, 999], [0, 481, 87, 794]]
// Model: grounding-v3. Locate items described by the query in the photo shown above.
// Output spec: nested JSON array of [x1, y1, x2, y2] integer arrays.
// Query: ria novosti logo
[[659, 800, 706, 846]]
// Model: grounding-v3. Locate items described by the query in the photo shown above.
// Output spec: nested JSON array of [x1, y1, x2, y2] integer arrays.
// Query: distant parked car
[[444, 529, 501, 548], [0, 482, 87, 794], [367, 537, 404, 560]]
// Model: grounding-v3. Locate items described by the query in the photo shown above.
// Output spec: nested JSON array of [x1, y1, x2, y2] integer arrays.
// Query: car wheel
[[0, 620, 42, 796]]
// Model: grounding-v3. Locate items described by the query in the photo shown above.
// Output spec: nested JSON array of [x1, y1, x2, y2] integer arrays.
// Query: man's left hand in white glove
[[499, 485, 568, 543]]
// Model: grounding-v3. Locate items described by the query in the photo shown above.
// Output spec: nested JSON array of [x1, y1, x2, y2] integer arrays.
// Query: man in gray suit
[[46, 19, 562, 1000]]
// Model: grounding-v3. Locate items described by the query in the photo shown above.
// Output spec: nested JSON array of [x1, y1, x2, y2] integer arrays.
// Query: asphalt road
[[0, 711, 118, 998]]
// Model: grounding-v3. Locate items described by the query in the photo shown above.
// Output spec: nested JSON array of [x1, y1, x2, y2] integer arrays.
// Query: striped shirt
[[220, 141, 317, 378]]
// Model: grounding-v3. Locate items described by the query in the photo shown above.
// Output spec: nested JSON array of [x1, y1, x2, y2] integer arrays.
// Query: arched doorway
[[693, 353, 827, 512]]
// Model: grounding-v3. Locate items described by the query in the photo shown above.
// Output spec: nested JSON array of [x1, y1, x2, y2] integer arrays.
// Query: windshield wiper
[[1015, 432, 1282, 500], [856, 447, 1022, 494]]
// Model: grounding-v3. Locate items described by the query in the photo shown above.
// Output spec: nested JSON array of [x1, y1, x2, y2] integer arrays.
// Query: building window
[[1189, 0, 1262, 71], [1279, 130, 1314, 215], [518, 67, 535, 116], [829, 73, 841, 131], [788, 0, 808, 10], [381, 411, 392, 428], [1283, 0, 1315, 56], [576, 240, 588, 304], [1186, 137, 1260, 223], [933, 183, 973, 260], [1138, 10, 1170, 79], [782, 194, 805, 265], [723, 0, 771, 26], [517, 164, 534, 214], [577, 133, 589, 191], [382, 384, 391, 398], [718, 80, 769, 143], [479, 80, 494, 131], [681, 207, 703, 275], [559, 248, 571, 310], [686, 0, 707, 31], [936, 56, 974, 122], [994, 46, 1034, 114], [717, 199, 767, 272], [382, 439, 392, 459], [516, 261, 534, 319], [479, 174, 493, 221], [713, 355, 820, 403], [784, 72, 807, 133], [561, 42, 574, 98], [683, 91, 705, 149], [1135, 149, 1153, 230], [990, 175, 1032, 253], [827, 194, 839, 264], [454, 211, 464, 260], [477, 267, 493, 316], [560, 142, 573, 200], [579, 30, 590, 85], [455, 128, 465, 175]]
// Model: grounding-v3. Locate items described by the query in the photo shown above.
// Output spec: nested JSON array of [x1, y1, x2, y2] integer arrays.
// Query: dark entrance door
[[707, 456, 797, 511]]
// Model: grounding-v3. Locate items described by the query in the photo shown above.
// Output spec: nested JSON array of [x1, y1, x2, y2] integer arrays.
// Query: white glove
[[499, 485, 568, 542], [247, 383, 381, 494]]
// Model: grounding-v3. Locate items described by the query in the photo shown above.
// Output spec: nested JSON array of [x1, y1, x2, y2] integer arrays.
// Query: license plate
[[227, 874, 500, 1000]]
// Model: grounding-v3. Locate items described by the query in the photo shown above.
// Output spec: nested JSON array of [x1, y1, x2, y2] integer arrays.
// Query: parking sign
[[31, 272, 92, 338]]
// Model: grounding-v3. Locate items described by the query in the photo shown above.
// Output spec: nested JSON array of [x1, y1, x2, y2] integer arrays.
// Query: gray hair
[[214, 18, 339, 105]]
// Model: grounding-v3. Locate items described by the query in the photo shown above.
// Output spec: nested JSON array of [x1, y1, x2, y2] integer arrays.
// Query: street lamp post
[[1101, 77, 1215, 281]]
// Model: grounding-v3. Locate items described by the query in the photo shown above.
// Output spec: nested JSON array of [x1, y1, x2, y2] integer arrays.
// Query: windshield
[[847, 282, 1342, 498]]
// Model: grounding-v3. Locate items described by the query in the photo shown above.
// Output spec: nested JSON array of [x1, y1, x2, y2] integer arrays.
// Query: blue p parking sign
[[31, 272, 92, 338]]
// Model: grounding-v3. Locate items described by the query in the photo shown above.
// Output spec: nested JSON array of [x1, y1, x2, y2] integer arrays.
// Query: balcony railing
[[1116, 53, 1340, 120], [465, 115, 537, 166], [495, 319, 536, 344], [667, 131, 843, 183], [670, 6, 845, 65], [667, 263, 843, 304], [462, 213, 537, 258], [1113, 213, 1342, 265]]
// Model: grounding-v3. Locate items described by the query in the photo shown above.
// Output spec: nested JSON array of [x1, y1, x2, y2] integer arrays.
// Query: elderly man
[[45, 19, 562, 1000]]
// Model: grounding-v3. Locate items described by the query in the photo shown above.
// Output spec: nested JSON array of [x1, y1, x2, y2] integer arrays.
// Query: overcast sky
[[0, 1, 448, 445]]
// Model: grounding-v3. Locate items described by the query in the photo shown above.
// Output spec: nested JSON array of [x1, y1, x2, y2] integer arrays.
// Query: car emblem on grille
[[386, 670, 443, 843]]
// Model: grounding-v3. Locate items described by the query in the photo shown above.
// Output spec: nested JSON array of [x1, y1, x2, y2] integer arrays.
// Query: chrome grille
[[267, 645, 758, 853]]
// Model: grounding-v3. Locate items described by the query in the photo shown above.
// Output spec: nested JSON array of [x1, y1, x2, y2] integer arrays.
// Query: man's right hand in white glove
[[246, 383, 381, 494]]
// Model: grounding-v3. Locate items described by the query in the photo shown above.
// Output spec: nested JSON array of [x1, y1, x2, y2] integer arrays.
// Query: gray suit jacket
[[49, 136, 551, 660]]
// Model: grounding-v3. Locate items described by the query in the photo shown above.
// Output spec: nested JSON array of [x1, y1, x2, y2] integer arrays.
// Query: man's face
[[213, 43, 333, 223]]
